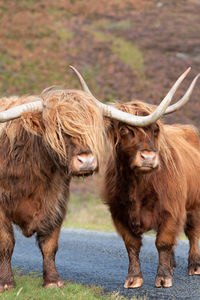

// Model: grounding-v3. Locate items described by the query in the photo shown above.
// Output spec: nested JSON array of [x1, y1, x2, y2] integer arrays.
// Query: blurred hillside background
[[0, 0, 200, 232]]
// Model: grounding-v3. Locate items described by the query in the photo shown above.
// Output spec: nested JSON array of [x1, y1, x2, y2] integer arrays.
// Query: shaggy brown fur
[[0, 89, 105, 292], [103, 101, 200, 288]]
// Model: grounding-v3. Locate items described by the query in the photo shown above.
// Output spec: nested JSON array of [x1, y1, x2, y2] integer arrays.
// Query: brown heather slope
[[0, 0, 200, 228], [0, 0, 199, 125]]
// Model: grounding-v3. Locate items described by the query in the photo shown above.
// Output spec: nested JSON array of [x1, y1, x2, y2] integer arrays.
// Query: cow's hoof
[[155, 276, 172, 288], [188, 265, 200, 275], [0, 283, 15, 293], [44, 280, 64, 289], [124, 277, 143, 288]]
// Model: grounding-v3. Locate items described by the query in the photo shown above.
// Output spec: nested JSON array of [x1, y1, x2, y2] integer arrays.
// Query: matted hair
[[0, 89, 105, 164], [109, 100, 177, 172]]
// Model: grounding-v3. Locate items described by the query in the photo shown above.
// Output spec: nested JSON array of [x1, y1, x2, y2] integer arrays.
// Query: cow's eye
[[120, 127, 129, 136], [154, 124, 160, 136], [120, 127, 135, 138]]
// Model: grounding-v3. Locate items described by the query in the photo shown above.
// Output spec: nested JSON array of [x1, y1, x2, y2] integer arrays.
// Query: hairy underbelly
[[13, 218, 37, 237], [10, 195, 67, 237], [127, 207, 159, 235], [11, 199, 42, 237]]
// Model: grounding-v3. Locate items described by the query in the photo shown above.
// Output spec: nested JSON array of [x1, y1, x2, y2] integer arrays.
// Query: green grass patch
[[75, 64, 102, 93], [48, 6, 64, 16], [16, 0, 39, 9], [63, 192, 115, 232], [0, 4, 8, 17], [0, 58, 43, 94], [0, 54, 68, 95], [57, 28, 73, 42], [0, 49, 18, 67], [111, 37, 144, 79], [1, 269, 144, 300], [0, 20, 75, 95], [1, 273, 131, 300], [86, 27, 145, 81], [92, 20, 132, 30], [35, 27, 54, 39]]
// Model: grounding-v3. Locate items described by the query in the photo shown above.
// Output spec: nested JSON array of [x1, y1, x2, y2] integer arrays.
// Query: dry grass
[[64, 190, 115, 232]]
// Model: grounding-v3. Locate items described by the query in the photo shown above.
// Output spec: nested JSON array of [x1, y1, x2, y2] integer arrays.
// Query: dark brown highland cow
[[0, 88, 105, 292], [71, 66, 200, 288]]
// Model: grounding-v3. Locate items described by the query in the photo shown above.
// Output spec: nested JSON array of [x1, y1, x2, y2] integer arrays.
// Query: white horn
[[70, 66, 194, 127], [164, 73, 200, 115], [0, 100, 43, 123]]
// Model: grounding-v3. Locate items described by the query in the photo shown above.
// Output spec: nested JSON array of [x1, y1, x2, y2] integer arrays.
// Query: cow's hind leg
[[37, 226, 64, 288], [184, 211, 200, 275], [113, 219, 143, 288], [0, 209, 15, 293]]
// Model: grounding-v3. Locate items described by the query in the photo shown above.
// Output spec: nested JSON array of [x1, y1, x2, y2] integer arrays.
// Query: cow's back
[[164, 124, 200, 211], [164, 124, 200, 149]]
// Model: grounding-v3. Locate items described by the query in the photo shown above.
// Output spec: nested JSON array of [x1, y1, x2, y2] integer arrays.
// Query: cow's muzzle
[[133, 150, 159, 173], [71, 153, 98, 176]]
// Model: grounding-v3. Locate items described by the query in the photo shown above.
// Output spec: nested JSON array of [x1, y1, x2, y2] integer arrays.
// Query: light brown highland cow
[[0, 88, 105, 292], [72, 66, 200, 288]]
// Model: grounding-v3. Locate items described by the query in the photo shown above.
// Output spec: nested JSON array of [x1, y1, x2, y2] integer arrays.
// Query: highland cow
[[0, 88, 105, 292], [71, 66, 200, 288]]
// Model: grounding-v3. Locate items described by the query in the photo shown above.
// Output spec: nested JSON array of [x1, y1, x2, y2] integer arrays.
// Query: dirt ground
[[0, 0, 200, 214]]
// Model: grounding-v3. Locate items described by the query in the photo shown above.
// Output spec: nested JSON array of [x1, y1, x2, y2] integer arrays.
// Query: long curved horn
[[0, 100, 43, 123], [164, 73, 200, 115], [70, 66, 194, 127]]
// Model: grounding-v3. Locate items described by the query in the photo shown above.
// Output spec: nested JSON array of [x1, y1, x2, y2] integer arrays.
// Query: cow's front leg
[[170, 246, 176, 273], [0, 209, 15, 293], [155, 215, 179, 288], [113, 219, 143, 288], [37, 226, 64, 288]]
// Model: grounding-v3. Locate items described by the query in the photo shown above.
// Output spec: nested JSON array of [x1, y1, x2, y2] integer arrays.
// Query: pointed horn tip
[[195, 73, 200, 80], [69, 65, 81, 77], [67, 65, 76, 73], [190, 73, 200, 86], [182, 67, 191, 76], [69, 65, 76, 71]]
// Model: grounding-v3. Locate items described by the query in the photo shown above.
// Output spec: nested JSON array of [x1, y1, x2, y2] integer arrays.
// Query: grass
[[75, 64, 102, 96], [0, 268, 145, 300], [57, 28, 74, 42], [86, 26, 145, 81], [64, 191, 115, 232], [0, 13, 75, 96], [0, 53, 70, 95], [111, 37, 144, 80], [92, 20, 132, 30], [0, 273, 131, 300]]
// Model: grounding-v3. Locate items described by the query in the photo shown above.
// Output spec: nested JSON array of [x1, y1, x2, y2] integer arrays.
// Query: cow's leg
[[155, 215, 180, 288], [113, 219, 143, 288], [170, 246, 176, 272], [184, 211, 200, 275], [37, 226, 64, 288], [0, 209, 15, 293]]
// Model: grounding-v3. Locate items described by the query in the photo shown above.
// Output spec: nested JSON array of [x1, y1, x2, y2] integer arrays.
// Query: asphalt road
[[12, 228, 200, 300]]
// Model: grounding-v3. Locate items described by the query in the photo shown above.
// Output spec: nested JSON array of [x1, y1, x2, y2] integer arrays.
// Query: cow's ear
[[21, 112, 45, 136], [104, 117, 117, 144], [104, 117, 113, 132]]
